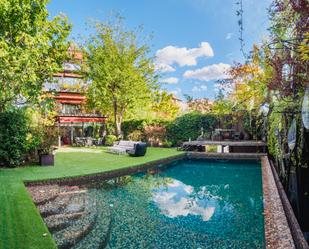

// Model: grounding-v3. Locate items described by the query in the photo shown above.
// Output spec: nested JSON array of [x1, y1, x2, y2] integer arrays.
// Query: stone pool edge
[[265, 158, 309, 249], [261, 156, 296, 249]]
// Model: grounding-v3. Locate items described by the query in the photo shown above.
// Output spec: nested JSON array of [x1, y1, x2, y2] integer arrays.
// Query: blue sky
[[48, 0, 271, 100]]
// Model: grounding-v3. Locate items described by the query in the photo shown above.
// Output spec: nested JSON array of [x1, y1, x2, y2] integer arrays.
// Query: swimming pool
[[36, 159, 265, 249]]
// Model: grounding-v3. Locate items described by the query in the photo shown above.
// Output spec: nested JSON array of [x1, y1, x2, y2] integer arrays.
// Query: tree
[[151, 91, 180, 120], [227, 46, 269, 112], [232, 0, 309, 230], [0, 0, 71, 112], [85, 18, 158, 137]]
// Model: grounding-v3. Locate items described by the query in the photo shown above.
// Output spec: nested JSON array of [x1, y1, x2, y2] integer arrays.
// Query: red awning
[[54, 92, 86, 104], [57, 116, 106, 123]]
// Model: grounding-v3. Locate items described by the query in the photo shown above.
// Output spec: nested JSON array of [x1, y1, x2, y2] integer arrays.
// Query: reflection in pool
[[52, 159, 265, 249], [152, 179, 217, 221]]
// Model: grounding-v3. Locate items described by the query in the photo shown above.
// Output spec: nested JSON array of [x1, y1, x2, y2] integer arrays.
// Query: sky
[[47, 0, 271, 100]]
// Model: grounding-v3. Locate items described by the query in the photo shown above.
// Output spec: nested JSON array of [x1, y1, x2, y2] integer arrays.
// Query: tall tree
[[85, 18, 158, 137], [0, 0, 71, 112], [151, 91, 180, 120]]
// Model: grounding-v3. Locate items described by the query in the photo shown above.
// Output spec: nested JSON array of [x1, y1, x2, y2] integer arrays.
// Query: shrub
[[0, 109, 29, 167], [105, 135, 117, 146], [122, 119, 147, 138], [166, 112, 218, 146], [128, 130, 143, 141], [122, 119, 170, 139], [38, 126, 58, 155], [162, 140, 173, 148], [122, 119, 170, 145], [144, 125, 167, 146]]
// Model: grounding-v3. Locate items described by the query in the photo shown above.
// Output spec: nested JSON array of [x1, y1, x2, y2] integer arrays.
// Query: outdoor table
[[75, 137, 97, 146]]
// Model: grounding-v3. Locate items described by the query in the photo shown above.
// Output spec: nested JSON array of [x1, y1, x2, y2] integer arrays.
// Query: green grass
[[0, 147, 184, 249]]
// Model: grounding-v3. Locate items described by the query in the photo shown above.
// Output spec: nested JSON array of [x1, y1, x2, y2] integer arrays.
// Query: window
[[61, 104, 81, 115]]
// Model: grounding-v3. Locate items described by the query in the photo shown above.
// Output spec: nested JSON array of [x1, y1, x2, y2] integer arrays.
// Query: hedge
[[166, 112, 218, 146], [0, 109, 29, 167]]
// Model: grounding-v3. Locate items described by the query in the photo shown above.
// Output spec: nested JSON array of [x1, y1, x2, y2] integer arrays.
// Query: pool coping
[[261, 156, 296, 249], [25, 152, 304, 249], [267, 159, 309, 249]]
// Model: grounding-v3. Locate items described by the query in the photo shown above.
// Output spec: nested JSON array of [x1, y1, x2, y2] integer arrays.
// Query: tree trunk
[[113, 100, 120, 137], [113, 100, 124, 138], [115, 119, 122, 138], [115, 112, 124, 138]]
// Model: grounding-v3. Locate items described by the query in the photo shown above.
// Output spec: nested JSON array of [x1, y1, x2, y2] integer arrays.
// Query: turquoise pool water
[[69, 159, 265, 248]]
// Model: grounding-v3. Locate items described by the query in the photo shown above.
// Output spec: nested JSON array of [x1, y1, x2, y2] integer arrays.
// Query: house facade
[[45, 45, 107, 146]]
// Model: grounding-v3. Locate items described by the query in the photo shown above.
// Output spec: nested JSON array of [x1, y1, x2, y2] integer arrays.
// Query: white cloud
[[184, 63, 231, 81], [161, 77, 179, 84], [152, 179, 217, 221], [225, 33, 233, 40], [192, 84, 208, 92], [155, 63, 176, 73], [155, 42, 214, 71]]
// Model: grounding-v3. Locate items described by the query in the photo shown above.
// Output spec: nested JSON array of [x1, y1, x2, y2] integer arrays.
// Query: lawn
[[0, 147, 184, 249]]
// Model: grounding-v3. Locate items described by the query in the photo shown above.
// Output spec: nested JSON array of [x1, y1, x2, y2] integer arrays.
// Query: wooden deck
[[183, 140, 266, 147], [182, 140, 267, 153], [187, 152, 267, 160]]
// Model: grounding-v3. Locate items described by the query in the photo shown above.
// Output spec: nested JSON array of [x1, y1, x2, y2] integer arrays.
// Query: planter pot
[[39, 154, 54, 166]]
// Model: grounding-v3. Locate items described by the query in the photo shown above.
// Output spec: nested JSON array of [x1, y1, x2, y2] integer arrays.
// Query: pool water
[[78, 159, 264, 248]]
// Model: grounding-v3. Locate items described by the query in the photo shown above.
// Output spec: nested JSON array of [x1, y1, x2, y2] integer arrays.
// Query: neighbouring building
[[45, 44, 107, 146]]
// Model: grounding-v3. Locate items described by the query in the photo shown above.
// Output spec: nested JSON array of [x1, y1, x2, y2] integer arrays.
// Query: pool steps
[[28, 185, 112, 249], [45, 211, 86, 232]]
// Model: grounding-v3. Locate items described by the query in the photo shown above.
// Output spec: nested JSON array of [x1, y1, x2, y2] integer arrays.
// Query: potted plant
[[38, 126, 58, 166]]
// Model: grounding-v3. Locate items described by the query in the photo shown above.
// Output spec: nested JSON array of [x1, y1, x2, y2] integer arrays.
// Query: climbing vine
[[233, 0, 309, 231]]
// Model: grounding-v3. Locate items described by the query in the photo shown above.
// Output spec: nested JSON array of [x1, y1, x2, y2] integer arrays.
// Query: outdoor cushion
[[127, 143, 147, 157]]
